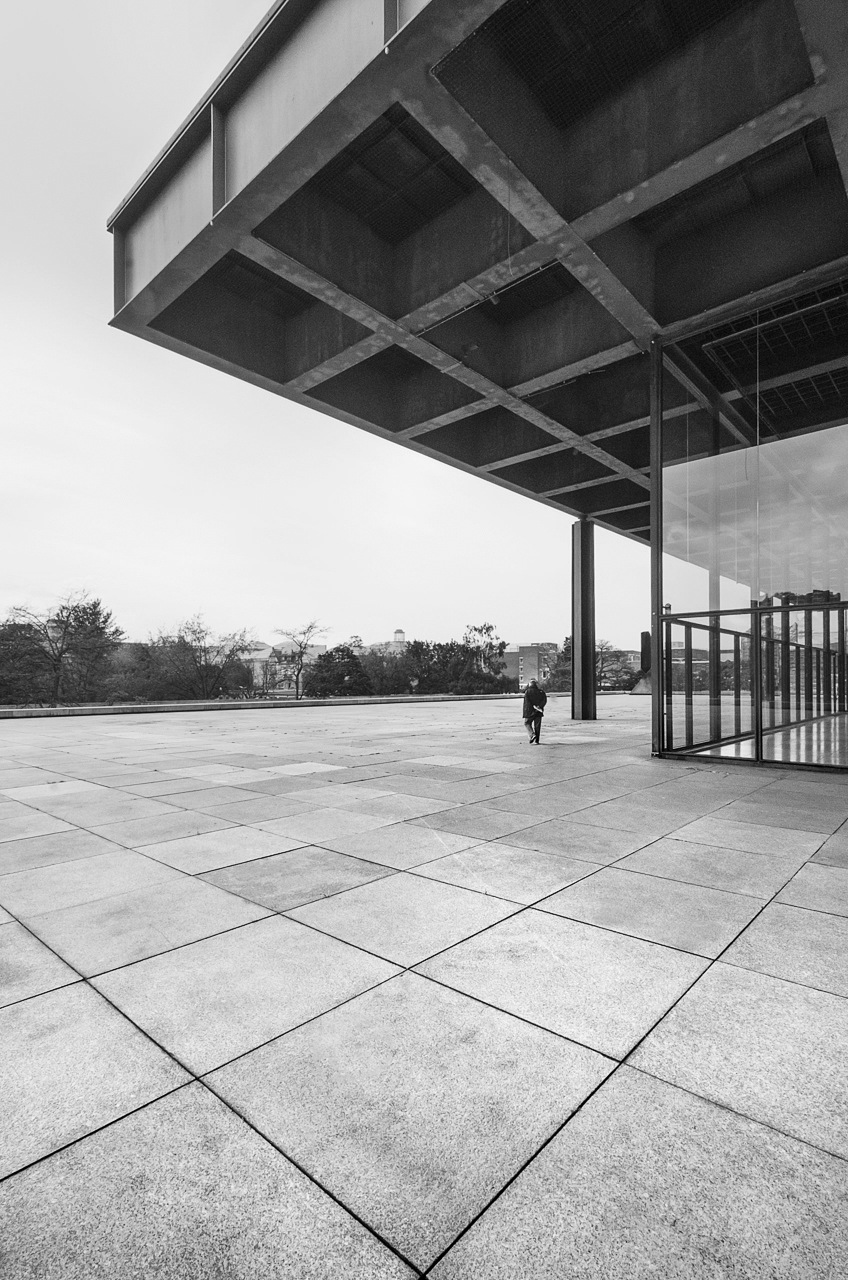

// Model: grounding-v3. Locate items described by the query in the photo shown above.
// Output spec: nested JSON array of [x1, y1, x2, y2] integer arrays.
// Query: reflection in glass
[[659, 341, 848, 767]]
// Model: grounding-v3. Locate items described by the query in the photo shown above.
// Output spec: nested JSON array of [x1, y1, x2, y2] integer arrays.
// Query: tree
[[303, 645, 373, 698], [403, 625, 515, 696], [595, 639, 639, 691], [275, 620, 327, 699], [149, 617, 254, 700], [359, 647, 411, 695], [462, 623, 507, 679], [546, 637, 637, 694], [546, 637, 572, 693], [6, 594, 124, 705], [0, 621, 50, 705]]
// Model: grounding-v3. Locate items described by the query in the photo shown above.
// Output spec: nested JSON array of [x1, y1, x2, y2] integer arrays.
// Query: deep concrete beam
[[733, 352, 848, 398], [663, 349, 755, 448], [400, 77, 660, 346], [661, 252, 848, 343], [286, 333, 393, 394], [508, 342, 639, 399], [571, 83, 837, 244], [791, 0, 848, 195], [395, 396, 498, 440], [652, 179, 848, 325], [239, 234, 652, 489], [543, 473, 650, 500]]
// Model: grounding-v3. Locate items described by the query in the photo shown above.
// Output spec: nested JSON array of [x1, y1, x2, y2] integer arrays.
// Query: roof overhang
[[109, 0, 848, 548]]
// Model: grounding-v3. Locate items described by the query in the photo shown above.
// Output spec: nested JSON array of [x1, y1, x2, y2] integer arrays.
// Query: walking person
[[522, 678, 547, 745]]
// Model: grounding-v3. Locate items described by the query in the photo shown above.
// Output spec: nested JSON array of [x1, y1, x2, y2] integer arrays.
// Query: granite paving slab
[[617, 838, 807, 899], [0, 800, 29, 822], [93, 915, 399, 1074], [407, 756, 525, 773], [156, 785, 271, 810], [318, 824, 484, 869], [671, 816, 826, 858], [210, 972, 612, 1270], [364, 775, 488, 801], [340, 793, 460, 820], [0, 1084, 415, 1280], [202, 846, 394, 912], [90, 810, 236, 848], [631, 962, 848, 1158], [430, 1067, 848, 1280], [412, 804, 546, 841], [0, 768, 73, 789], [485, 776, 641, 818], [268, 762, 346, 775], [18, 791, 178, 824], [140, 826, 305, 873], [561, 800, 692, 839], [119, 776, 230, 796], [0, 983, 188, 1178], [0, 849, 186, 918], [503, 818, 654, 864], [235, 775, 333, 795], [538, 866, 763, 957], [714, 799, 846, 835], [812, 830, 848, 869], [0, 812, 73, 844], [0, 779, 102, 801], [288, 872, 516, 967], [26, 877, 270, 976], [0, 921, 79, 1006], [0, 828, 127, 875], [777, 862, 848, 916], [736, 780, 848, 815], [255, 808, 400, 842], [283, 783, 395, 801], [192, 795, 314, 822], [414, 842, 602, 905], [722, 902, 848, 997], [418, 910, 707, 1058]]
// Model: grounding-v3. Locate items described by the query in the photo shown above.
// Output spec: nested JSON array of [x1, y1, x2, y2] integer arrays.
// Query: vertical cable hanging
[[755, 309, 761, 604]]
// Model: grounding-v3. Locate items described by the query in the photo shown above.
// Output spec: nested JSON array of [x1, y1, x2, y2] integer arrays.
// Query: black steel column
[[649, 338, 664, 754], [571, 518, 596, 721]]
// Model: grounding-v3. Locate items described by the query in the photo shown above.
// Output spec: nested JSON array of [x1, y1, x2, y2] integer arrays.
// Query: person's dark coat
[[522, 684, 547, 718]]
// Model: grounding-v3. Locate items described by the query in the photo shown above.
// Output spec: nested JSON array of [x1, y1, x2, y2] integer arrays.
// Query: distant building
[[365, 629, 407, 655], [502, 643, 558, 686], [247, 641, 327, 696]]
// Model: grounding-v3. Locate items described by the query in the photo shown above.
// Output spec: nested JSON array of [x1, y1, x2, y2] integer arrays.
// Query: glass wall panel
[[657, 290, 848, 768]]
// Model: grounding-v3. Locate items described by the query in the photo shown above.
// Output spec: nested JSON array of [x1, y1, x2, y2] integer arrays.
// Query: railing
[[662, 601, 848, 756]]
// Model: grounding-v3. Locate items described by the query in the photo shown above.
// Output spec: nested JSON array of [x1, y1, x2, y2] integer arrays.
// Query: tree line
[[0, 597, 252, 707], [0, 595, 640, 706], [306, 623, 515, 699]]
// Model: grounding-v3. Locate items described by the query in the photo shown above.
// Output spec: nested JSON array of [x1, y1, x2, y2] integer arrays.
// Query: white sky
[[0, 0, 650, 650]]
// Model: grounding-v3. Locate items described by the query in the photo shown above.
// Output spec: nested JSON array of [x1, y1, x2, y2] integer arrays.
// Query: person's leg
[[533, 713, 542, 743], [524, 717, 535, 742]]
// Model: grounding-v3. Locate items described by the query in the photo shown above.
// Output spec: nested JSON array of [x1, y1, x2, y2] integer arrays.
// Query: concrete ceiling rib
[[108, 0, 848, 544]]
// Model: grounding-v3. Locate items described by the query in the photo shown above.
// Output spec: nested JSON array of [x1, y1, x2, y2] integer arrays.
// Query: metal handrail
[[662, 601, 847, 754]]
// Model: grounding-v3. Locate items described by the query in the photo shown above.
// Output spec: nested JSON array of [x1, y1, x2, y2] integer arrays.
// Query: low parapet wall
[[0, 692, 572, 720]]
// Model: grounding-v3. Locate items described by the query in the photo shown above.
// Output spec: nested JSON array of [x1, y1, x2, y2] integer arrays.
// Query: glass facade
[[655, 283, 848, 767]]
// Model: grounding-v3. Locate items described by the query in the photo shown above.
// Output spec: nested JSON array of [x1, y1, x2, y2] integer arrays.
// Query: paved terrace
[[1, 697, 847, 1277]]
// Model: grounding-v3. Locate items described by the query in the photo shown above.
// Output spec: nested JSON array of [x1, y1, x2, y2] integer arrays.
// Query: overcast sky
[[1, 0, 650, 650]]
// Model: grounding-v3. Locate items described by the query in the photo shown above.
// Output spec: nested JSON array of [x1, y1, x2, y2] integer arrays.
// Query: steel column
[[571, 518, 597, 721], [649, 338, 664, 753]]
